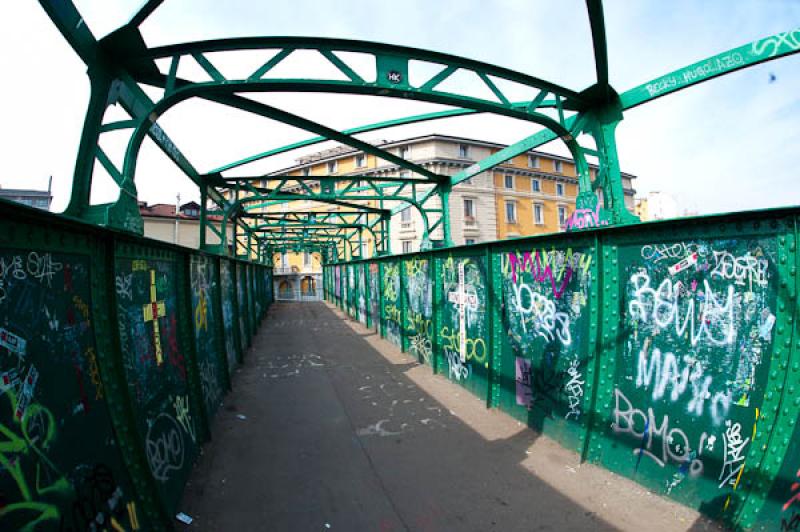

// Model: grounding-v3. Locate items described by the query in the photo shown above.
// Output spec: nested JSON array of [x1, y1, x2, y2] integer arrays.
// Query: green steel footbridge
[[0, 1, 797, 530]]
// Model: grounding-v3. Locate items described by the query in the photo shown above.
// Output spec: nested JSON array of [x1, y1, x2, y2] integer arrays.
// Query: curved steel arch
[[39, 0, 800, 264]]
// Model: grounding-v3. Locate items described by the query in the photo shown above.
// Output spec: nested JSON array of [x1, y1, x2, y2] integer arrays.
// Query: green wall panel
[[436, 253, 490, 401], [357, 263, 367, 325], [114, 253, 200, 516], [381, 261, 402, 347], [592, 234, 779, 520], [368, 262, 379, 330], [496, 241, 597, 453], [220, 259, 240, 373], [403, 257, 433, 365], [190, 255, 227, 420], [0, 247, 143, 531]]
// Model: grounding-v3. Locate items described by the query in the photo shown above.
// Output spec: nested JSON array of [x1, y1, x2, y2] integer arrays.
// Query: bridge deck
[[178, 302, 717, 531]]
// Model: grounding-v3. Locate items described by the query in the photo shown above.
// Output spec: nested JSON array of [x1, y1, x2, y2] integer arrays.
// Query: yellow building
[[227, 134, 637, 263]]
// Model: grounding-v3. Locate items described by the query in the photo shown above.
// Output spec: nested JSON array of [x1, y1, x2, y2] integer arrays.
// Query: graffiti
[[60, 464, 133, 531], [710, 250, 769, 289], [194, 290, 208, 332], [384, 303, 401, 325], [445, 349, 470, 381], [439, 326, 486, 364], [612, 389, 705, 475], [383, 263, 399, 300], [564, 204, 609, 231], [503, 248, 592, 292], [641, 242, 699, 264], [85, 346, 104, 400], [0, 327, 27, 357], [509, 282, 571, 345], [635, 345, 731, 423], [628, 271, 736, 347], [73, 295, 91, 323], [26, 251, 63, 287], [0, 254, 26, 282], [718, 420, 750, 489], [141, 270, 167, 366], [115, 273, 133, 300], [564, 358, 584, 420], [145, 413, 185, 482], [752, 29, 800, 58], [515, 357, 532, 407], [173, 394, 196, 443], [199, 359, 223, 411], [15, 365, 39, 420], [0, 387, 71, 530]]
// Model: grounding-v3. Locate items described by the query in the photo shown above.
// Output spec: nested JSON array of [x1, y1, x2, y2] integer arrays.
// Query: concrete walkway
[[178, 302, 721, 531]]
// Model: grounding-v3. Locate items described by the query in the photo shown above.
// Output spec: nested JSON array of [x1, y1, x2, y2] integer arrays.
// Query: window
[[303, 167, 311, 176], [505, 200, 517, 223], [401, 207, 412, 222], [554, 160, 563, 173], [399, 145, 409, 159], [327, 160, 338, 173], [534, 203, 544, 225], [303, 252, 311, 266], [528, 155, 540, 168], [556, 183, 565, 196], [531, 178, 541, 193], [402, 241, 412, 253], [463, 198, 475, 218], [558, 206, 568, 226], [355, 153, 366, 167], [504, 174, 514, 189], [281, 252, 289, 266], [465, 238, 476, 245], [459, 144, 469, 158]]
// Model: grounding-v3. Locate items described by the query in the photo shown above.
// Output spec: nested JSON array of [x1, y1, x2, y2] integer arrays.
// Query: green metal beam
[[211, 108, 479, 174], [585, 0, 609, 92], [620, 27, 800, 110]]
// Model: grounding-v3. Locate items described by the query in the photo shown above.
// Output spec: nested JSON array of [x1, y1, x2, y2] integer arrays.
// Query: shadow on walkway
[[179, 302, 720, 532]]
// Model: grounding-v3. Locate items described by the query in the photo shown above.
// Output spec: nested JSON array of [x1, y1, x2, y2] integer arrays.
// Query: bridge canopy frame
[[38, 0, 800, 263]]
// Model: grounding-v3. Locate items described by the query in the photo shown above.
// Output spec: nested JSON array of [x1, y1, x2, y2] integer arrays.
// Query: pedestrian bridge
[[4, 1, 800, 530], [3, 199, 800, 530]]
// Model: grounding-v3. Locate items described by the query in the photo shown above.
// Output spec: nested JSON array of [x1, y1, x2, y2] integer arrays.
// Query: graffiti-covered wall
[[0, 201, 271, 530], [325, 207, 800, 530]]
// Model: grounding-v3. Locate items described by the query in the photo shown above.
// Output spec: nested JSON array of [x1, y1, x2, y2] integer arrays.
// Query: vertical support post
[[487, 244, 501, 408], [430, 251, 442, 375], [580, 100, 639, 225], [440, 183, 453, 247]]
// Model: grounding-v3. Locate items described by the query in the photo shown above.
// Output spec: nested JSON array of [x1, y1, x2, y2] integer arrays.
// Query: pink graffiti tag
[[506, 250, 574, 299]]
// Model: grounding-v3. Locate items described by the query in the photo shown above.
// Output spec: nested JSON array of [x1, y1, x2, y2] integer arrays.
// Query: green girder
[[39, 0, 800, 262]]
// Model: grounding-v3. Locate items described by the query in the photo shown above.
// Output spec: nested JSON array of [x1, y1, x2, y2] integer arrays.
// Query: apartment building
[[243, 133, 637, 262]]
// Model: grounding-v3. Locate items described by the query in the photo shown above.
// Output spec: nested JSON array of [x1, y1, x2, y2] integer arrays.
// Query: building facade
[[0, 184, 52, 210], [140, 201, 231, 250], [260, 134, 636, 257]]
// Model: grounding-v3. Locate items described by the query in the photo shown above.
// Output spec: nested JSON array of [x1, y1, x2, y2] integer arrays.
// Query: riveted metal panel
[[493, 233, 598, 454], [381, 260, 402, 347], [190, 254, 227, 421], [586, 216, 787, 525], [0, 213, 157, 530], [113, 241, 202, 517], [435, 251, 490, 401], [402, 257, 433, 365]]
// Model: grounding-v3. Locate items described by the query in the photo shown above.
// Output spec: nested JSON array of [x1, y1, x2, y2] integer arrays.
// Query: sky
[[0, 1, 798, 216]]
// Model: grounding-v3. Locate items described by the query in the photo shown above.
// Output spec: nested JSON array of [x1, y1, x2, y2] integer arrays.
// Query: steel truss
[[40, 0, 800, 263]]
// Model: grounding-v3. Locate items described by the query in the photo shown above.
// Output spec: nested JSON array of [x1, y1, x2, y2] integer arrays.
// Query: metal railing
[[276, 287, 323, 301]]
